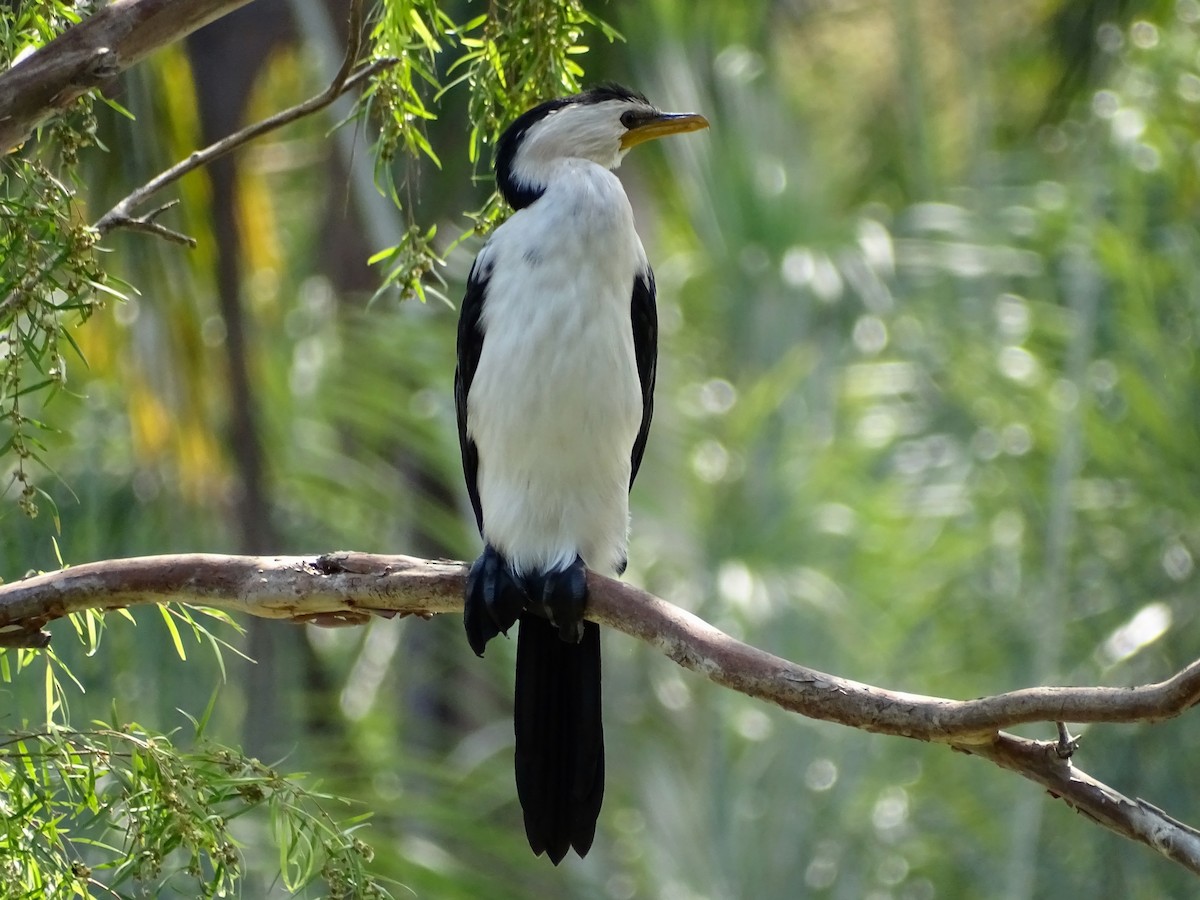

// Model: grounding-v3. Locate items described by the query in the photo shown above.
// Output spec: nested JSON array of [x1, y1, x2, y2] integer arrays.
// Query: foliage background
[[5, 0, 1200, 896]]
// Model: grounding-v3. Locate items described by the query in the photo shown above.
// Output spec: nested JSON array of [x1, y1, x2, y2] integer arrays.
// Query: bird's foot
[[528, 555, 589, 644], [464, 545, 528, 657]]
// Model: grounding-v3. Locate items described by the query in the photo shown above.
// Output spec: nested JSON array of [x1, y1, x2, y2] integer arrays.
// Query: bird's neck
[[500, 154, 625, 211]]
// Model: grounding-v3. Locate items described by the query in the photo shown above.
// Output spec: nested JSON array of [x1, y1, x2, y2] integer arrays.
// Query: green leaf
[[408, 8, 440, 52], [367, 245, 399, 266], [100, 96, 136, 120], [158, 606, 187, 661], [192, 685, 220, 740]]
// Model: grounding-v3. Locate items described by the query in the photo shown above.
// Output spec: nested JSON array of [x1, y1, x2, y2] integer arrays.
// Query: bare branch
[[102, 200, 198, 247], [1, 550, 1199, 874], [0, 0, 261, 155], [1, 0, 395, 309], [1, 552, 1198, 737], [94, 0, 396, 244], [967, 733, 1200, 875]]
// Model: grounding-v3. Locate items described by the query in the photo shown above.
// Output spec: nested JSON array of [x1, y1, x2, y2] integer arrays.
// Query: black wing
[[455, 256, 491, 533], [629, 267, 658, 489]]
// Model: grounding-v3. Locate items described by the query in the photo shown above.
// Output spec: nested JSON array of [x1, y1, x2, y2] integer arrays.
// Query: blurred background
[[5, 0, 1200, 896]]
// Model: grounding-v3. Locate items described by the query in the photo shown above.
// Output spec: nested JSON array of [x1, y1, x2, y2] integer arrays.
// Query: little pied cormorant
[[454, 84, 708, 864]]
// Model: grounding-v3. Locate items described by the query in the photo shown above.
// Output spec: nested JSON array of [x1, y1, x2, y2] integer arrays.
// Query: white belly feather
[[468, 162, 645, 577]]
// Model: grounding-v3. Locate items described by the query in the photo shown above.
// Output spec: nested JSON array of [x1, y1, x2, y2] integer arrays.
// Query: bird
[[454, 84, 708, 864]]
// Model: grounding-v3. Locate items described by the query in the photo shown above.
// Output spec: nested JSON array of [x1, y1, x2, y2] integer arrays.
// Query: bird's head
[[495, 84, 709, 209]]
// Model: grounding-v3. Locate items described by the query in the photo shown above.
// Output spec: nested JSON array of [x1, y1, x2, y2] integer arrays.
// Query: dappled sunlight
[[1101, 601, 1173, 665]]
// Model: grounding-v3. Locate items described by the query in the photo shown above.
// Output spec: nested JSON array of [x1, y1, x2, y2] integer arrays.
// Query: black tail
[[514, 613, 604, 864]]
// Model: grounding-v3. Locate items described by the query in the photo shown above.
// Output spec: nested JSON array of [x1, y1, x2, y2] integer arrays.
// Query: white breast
[[468, 162, 645, 577]]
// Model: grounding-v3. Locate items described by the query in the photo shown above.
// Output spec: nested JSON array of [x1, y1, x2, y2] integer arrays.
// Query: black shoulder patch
[[629, 267, 658, 489], [455, 257, 491, 532]]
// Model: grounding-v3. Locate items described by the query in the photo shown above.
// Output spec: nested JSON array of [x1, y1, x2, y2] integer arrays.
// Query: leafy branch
[[363, 0, 620, 302], [92, 0, 395, 247], [0, 723, 391, 898], [0, 0, 263, 519], [1, 551, 1200, 876], [0, 594, 383, 898]]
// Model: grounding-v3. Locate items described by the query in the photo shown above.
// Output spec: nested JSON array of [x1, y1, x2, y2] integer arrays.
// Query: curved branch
[[1, 552, 1198, 737], [1, 550, 1199, 874], [93, 0, 395, 243], [0, 0, 398, 313], [967, 733, 1200, 875]]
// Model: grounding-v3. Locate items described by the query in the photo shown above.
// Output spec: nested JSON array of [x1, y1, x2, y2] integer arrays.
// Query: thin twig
[[2, 0, 397, 311], [967, 733, 1200, 874], [108, 200, 197, 247], [0, 248, 69, 321], [95, 0, 392, 242]]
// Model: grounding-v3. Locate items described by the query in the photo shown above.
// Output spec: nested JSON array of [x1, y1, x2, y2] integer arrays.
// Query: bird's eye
[[620, 110, 640, 129]]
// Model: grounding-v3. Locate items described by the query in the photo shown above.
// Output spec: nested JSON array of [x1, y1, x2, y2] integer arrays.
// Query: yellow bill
[[620, 112, 710, 150]]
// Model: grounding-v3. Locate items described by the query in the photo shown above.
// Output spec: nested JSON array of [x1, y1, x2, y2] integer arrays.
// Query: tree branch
[[93, 0, 395, 244], [0, 0, 261, 155], [1, 550, 1198, 874], [0, 0, 397, 312], [966, 733, 1200, 875]]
